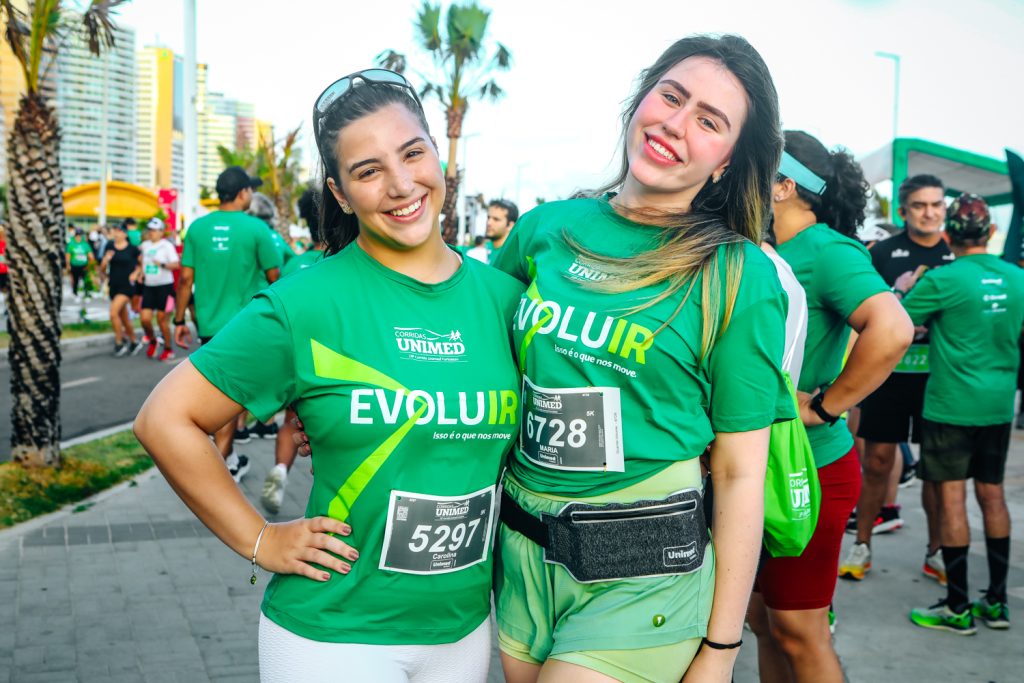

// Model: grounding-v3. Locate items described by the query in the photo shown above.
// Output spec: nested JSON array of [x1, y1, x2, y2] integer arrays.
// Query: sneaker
[[923, 549, 948, 586], [261, 466, 288, 514], [228, 454, 250, 483], [113, 343, 127, 357], [234, 426, 252, 444], [828, 604, 837, 635], [873, 505, 904, 534], [898, 460, 917, 488], [971, 594, 1010, 629], [909, 600, 977, 635], [146, 338, 161, 359], [251, 421, 279, 439], [839, 542, 871, 581], [158, 348, 176, 363], [128, 341, 143, 356]]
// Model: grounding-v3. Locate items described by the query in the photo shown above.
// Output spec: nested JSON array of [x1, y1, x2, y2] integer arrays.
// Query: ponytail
[[318, 176, 359, 255]]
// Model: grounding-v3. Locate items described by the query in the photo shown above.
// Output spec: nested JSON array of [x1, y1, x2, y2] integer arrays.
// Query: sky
[[114, 0, 1024, 215]]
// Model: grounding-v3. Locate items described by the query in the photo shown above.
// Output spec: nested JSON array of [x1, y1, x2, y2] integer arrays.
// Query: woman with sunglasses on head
[[745, 131, 913, 683], [133, 69, 523, 683], [492, 35, 795, 683]]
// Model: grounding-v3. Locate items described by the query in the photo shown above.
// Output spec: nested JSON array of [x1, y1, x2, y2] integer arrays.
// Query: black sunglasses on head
[[312, 68, 423, 158]]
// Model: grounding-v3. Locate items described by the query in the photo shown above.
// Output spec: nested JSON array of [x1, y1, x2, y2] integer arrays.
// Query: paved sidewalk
[[1, 430, 1022, 682]]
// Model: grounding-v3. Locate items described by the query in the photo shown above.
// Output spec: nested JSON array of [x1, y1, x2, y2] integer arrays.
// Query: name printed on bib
[[520, 376, 624, 472], [379, 486, 496, 575]]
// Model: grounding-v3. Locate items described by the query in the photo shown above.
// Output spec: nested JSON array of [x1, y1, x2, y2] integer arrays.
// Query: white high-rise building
[[54, 24, 137, 189]]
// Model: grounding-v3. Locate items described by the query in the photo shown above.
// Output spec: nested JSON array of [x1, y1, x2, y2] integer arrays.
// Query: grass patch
[[0, 429, 152, 528], [0, 320, 114, 349]]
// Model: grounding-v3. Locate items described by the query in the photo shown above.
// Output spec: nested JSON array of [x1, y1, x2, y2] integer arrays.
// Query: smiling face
[[326, 103, 444, 252], [622, 56, 748, 210]]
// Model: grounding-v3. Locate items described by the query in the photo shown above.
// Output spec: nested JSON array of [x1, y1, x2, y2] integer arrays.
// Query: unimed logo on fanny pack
[[394, 327, 466, 362], [663, 542, 698, 567]]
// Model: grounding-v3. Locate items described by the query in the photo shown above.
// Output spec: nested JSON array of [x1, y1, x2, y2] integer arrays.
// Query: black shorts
[[109, 281, 133, 299], [919, 419, 1011, 484], [857, 372, 928, 443], [0, 272, 8, 290], [141, 284, 175, 311]]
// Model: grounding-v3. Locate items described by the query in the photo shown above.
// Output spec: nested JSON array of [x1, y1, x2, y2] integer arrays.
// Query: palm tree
[[1, 0, 122, 467], [377, 1, 511, 243]]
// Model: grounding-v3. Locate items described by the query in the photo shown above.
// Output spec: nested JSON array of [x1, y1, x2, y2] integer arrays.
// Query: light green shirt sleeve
[[190, 291, 296, 421]]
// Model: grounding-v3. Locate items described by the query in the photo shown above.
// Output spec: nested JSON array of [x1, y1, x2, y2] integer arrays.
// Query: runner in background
[[173, 166, 281, 482], [65, 227, 94, 301], [465, 235, 489, 263], [842, 174, 952, 583], [138, 218, 179, 362], [485, 198, 517, 264], [99, 221, 141, 356], [136, 69, 522, 683], [261, 187, 327, 515], [124, 218, 144, 315], [753, 130, 912, 683], [901, 193, 1018, 634]]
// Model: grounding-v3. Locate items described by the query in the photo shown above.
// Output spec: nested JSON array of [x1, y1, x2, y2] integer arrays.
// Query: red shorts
[[756, 447, 862, 611]]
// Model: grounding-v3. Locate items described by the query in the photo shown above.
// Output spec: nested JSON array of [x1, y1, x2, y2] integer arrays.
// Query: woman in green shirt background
[[747, 130, 913, 683]]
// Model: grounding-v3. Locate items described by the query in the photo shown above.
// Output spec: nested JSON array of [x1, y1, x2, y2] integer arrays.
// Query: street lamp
[[875, 51, 901, 143], [459, 132, 481, 245]]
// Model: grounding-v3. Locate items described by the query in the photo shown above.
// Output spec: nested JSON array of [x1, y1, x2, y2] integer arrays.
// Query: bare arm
[[683, 427, 769, 682], [174, 267, 195, 347], [134, 361, 357, 580], [799, 291, 913, 426], [265, 267, 281, 284]]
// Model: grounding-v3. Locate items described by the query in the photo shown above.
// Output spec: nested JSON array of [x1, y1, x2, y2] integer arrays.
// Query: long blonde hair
[[577, 35, 782, 356]]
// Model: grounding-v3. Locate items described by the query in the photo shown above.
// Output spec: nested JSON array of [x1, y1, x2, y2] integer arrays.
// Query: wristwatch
[[810, 391, 840, 426]]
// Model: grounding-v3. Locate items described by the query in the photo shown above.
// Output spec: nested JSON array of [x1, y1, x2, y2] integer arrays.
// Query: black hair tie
[[700, 637, 743, 651]]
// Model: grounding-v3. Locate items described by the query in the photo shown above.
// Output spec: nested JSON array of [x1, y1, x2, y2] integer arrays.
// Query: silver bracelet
[[250, 521, 270, 585]]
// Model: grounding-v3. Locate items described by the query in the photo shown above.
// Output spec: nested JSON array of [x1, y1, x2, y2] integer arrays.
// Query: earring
[[340, 203, 353, 215], [712, 174, 722, 184], [773, 196, 783, 202]]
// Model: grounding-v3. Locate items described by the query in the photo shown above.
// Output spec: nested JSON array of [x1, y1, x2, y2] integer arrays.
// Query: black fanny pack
[[500, 487, 710, 583]]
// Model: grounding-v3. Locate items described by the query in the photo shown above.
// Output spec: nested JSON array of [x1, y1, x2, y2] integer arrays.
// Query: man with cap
[[898, 193, 1019, 634], [139, 217, 179, 361], [173, 166, 282, 482]]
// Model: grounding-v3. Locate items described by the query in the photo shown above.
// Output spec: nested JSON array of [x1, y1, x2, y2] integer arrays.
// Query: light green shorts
[[495, 461, 714, 682]]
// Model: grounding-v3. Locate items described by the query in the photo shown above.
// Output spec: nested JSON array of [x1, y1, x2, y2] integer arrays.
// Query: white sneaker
[[228, 454, 250, 483], [261, 466, 287, 514], [838, 542, 872, 581], [923, 549, 948, 586]]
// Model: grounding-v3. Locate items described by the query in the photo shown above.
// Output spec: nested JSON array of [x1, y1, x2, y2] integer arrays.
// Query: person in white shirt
[[465, 235, 490, 263], [139, 218, 180, 362]]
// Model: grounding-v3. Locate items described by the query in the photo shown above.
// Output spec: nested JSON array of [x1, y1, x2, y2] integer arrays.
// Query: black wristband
[[700, 637, 743, 650], [173, 319, 186, 326], [811, 391, 840, 426]]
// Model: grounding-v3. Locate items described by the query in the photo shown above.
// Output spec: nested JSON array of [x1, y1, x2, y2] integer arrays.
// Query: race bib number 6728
[[520, 376, 624, 472]]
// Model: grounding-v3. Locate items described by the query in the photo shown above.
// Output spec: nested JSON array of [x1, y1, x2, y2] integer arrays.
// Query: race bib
[[379, 486, 496, 575], [520, 376, 624, 472], [144, 264, 159, 275], [894, 344, 929, 373]]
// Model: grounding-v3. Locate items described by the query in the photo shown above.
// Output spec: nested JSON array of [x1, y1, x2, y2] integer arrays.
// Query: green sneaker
[[971, 595, 1010, 629], [909, 600, 977, 635], [828, 604, 836, 634]]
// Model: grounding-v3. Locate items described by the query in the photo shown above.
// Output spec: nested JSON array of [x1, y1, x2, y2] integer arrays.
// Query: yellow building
[[136, 46, 180, 189]]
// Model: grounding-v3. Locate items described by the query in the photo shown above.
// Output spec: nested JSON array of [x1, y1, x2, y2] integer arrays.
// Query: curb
[[0, 332, 115, 368]]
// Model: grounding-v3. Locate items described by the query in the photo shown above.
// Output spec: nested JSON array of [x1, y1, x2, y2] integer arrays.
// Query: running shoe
[[909, 600, 976, 635], [229, 454, 250, 483], [261, 466, 288, 514], [234, 426, 252, 444], [146, 338, 161, 359], [898, 461, 917, 488], [251, 421, 279, 439], [158, 349, 176, 363], [828, 604, 837, 635], [838, 542, 871, 581], [923, 549, 947, 586], [113, 343, 127, 357], [971, 594, 1010, 629], [873, 505, 904, 534]]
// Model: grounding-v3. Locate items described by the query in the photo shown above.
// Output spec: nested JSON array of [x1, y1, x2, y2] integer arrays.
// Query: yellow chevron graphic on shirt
[[311, 339, 426, 523]]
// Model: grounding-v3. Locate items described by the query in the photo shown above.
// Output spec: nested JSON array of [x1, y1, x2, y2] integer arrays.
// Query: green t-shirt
[[126, 229, 142, 247], [902, 253, 1024, 426], [487, 241, 505, 265], [776, 223, 889, 468], [191, 243, 523, 645], [66, 240, 91, 267], [181, 211, 282, 338], [493, 197, 794, 497], [281, 249, 323, 278], [269, 229, 295, 266]]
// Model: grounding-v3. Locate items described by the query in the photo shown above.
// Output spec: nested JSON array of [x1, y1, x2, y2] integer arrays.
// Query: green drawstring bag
[[764, 372, 821, 557]]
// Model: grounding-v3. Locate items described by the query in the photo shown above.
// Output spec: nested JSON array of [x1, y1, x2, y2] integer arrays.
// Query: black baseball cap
[[216, 166, 263, 201]]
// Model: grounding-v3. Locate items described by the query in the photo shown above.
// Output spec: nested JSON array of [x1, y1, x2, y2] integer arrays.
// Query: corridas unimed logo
[[394, 327, 467, 362]]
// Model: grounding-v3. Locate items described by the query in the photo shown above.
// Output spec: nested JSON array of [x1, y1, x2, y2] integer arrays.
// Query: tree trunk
[[442, 102, 466, 245], [6, 94, 65, 468]]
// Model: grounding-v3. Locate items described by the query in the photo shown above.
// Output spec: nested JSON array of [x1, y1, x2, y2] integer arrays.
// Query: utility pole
[[182, 0, 198, 232], [97, 49, 109, 228]]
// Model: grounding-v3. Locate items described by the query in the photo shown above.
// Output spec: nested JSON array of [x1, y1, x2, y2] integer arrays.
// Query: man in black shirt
[[841, 175, 953, 583]]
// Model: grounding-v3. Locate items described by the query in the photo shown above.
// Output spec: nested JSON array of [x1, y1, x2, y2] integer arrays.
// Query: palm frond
[[477, 79, 503, 102], [446, 3, 488, 63], [375, 48, 407, 74], [491, 42, 512, 70], [415, 2, 442, 54], [80, 0, 125, 56]]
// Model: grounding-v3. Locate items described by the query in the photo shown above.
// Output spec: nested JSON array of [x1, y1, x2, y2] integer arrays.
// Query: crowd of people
[[69, 32, 1015, 683]]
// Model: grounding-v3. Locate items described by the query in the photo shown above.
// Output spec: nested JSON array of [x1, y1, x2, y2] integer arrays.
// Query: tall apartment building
[[136, 46, 183, 190], [54, 24, 137, 189]]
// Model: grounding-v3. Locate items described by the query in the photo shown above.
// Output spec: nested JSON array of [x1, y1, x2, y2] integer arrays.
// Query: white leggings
[[258, 613, 491, 683]]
